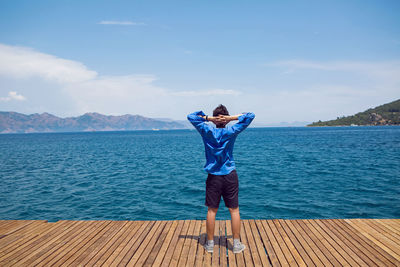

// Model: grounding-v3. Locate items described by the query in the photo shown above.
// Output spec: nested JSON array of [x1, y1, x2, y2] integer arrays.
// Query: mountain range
[[0, 112, 190, 134]]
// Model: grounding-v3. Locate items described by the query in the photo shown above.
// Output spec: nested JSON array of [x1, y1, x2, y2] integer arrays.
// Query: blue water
[[1, 126, 399, 222]]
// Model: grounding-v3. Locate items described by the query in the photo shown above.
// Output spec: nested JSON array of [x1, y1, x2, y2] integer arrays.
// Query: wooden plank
[[255, 220, 279, 267], [82, 221, 141, 266], [219, 220, 227, 267], [328, 218, 387, 266], [0, 221, 13, 228], [278, 219, 313, 267], [241, 219, 254, 266], [0, 221, 12, 232], [178, 219, 197, 267], [0, 220, 44, 236], [386, 219, 400, 231], [0, 220, 43, 243], [337, 219, 396, 266], [352, 219, 400, 258], [333, 219, 396, 267], [375, 219, 400, 237], [306, 219, 355, 266], [297, 219, 342, 266], [343, 219, 400, 266], [0, 221, 11, 234], [52, 220, 115, 266], [194, 220, 206, 267], [70, 220, 129, 265], [2, 221, 79, 266], [211, 220, 220, 267], [102, 221, 148, 266], [169, 220, 190, 267], [364, 219, 400, 245], [18, 220, 95, 266], [0, 221, 19, 233], [351, 219, 400, 258], [0, 220, 49, 249], [377, 219, 400, 232], [225, 220, 237, 267], [248, 220, 270, 267], [0, 222, 16, 236], [123, 220, 164, 266], [317, 219, 365, 266], [261, 219, 286, 266], [374, 219, 400, 237], [186, 220, 202, 267], [0, 221, 64, 258], [127, 220, 167, 267], [243, 219, 262, 266], [39, 220, 108, 266], [160, 220, 185, 267], [109, 220, 156, 266], [2, 220, 42, 232], [292, 219, 334, 266], [267, 219, 297, 266], [152, 220, 179, 267], [144, 221, 174, 266], [284, 220, 323, 266], [273, 219, 305, 267], [0, 220, 76, 265]]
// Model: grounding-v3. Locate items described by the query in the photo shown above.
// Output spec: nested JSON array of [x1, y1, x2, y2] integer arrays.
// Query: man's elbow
[[187, 114, 195, 121]]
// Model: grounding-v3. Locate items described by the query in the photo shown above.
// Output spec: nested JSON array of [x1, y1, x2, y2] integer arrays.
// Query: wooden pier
[[0, 218, 399, 266]]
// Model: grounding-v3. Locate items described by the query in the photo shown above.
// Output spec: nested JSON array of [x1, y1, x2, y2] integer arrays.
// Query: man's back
[[187, 111, 255, 175]]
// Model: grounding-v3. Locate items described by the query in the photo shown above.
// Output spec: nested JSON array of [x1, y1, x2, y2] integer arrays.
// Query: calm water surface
[[1, 126, 399, 222]]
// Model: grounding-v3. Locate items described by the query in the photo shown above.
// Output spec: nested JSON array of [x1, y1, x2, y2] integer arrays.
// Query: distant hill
[[307, 99, 400, 126], [0, 111, 190, 133]]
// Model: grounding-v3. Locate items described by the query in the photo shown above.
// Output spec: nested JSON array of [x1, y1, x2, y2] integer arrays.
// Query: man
[[187, 104, 255, 254]]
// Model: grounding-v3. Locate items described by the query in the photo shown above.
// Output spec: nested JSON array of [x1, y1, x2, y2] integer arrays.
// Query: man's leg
[[206, 207, 218, 241], [228, 207, 240, 239], [229, 206, 245, 253]]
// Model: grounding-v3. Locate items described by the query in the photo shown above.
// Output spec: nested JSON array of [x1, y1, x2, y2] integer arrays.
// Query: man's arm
[[227, 112, 255, 135], [187, 111, 212, 134], [224, 114, 245, 122]]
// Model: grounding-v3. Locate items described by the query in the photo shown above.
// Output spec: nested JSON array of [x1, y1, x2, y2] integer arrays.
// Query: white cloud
[[0, 44, 97, 83], [98, 21, 146, 26], [62, 74, 170, 115], [0, 43, 242, 118], [0, 91, 26, 102]]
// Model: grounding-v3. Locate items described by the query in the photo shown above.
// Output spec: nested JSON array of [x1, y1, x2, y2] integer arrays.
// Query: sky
[[0, 0, 399, 124]]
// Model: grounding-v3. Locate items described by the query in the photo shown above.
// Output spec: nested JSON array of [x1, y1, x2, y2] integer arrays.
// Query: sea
[[1, 126, 399, 222]]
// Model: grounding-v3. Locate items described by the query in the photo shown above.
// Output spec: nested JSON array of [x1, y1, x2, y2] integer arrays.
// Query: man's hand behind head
[[210, 115, 228, 128]]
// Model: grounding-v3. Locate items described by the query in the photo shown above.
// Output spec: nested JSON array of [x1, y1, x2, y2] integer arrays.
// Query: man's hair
[[213, 104, 229, 117]]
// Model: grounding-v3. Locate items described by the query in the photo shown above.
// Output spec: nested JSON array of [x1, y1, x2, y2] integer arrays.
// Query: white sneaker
[[233, 242, 246, 253], [204, 241, 214, 253]]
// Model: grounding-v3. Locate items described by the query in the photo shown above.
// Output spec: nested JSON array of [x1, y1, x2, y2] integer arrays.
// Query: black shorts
[[205, 169, 239, 209]]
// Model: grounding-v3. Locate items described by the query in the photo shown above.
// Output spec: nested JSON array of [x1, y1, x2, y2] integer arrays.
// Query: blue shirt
[[187, 111, 255, 175]]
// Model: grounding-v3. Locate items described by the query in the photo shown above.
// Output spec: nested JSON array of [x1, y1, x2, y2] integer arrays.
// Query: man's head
[[213, 104, 229, 128]]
